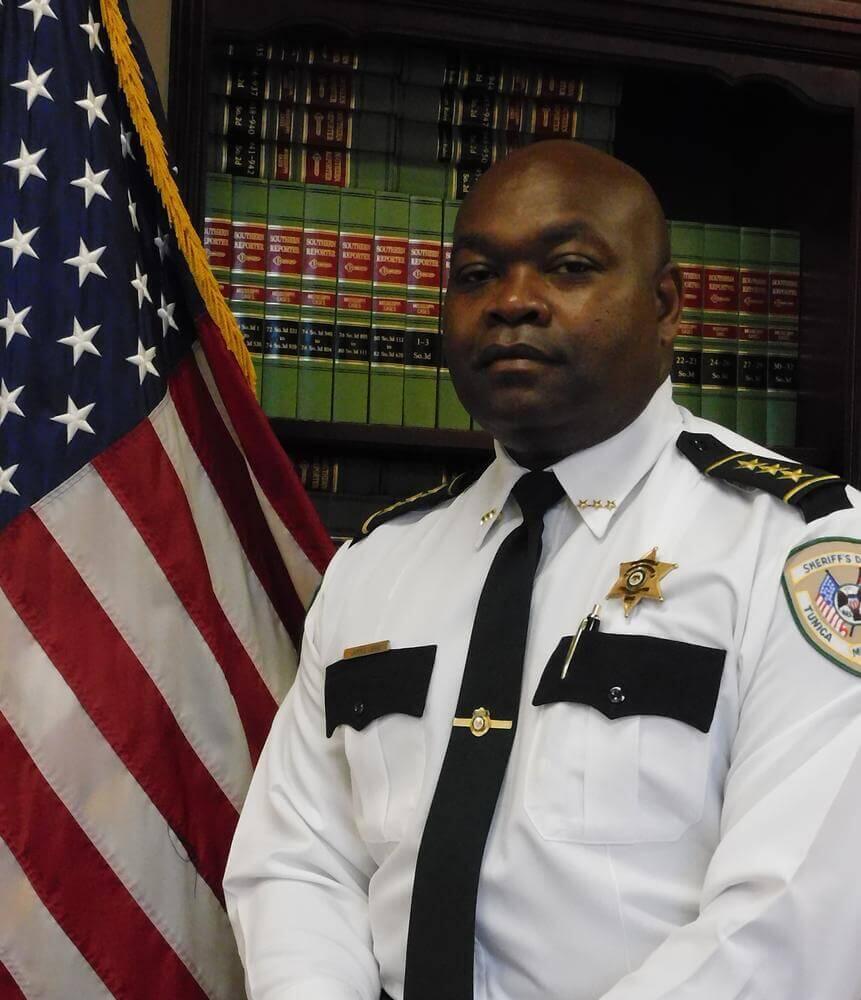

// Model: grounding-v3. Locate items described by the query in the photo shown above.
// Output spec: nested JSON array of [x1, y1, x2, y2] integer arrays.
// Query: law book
[[214, 40, 397, 75], [669, 220, 704, 417], [369, 192, 410, 424], [767, 229, 801, 448], [297, 185, 340, 420], [229, 176, 268, 396], [736, 226, 770, 443], [202, 172, 233, 301], [404, 196, 443, 428], [333, 189, 375, 423], [261, 181, 304, 418], [701, 224, 740, 430], [209, 106, 397, 152], [208, 138, 393, 189], [437, 199, 470, 430]]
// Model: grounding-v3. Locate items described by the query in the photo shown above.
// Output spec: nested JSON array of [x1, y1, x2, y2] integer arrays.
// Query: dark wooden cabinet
[[168, 0, 861, 499]]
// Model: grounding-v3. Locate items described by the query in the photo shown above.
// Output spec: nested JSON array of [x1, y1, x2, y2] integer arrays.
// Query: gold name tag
[[343, 640, 391, 660]]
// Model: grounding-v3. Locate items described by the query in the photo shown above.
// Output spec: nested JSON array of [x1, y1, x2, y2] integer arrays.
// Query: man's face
[[443, 151, 679, 465]]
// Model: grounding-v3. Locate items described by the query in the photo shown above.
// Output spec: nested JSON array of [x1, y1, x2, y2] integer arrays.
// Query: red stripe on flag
[[94, 415, 277, 762], [0, 961, 26, 999], [0, 511, 237, 904], [0, 715, 208, 1000], [169, 352, 308, 647], [195, 312, 335, 574]]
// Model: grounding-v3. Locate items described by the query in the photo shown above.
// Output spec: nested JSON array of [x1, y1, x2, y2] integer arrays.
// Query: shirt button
[[353, 701, 364, 716], [608, 686, 625, 704]]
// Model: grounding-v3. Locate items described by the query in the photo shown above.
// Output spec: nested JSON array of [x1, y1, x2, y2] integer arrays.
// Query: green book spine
[[297, 185, 340, 421], [669, 220, 704, 417], [701, 224, 740, 430], [736, 226, 770, 443], [262, 181, 304, 418], [369, 192, 409, 424], [767, 229, 801, 448], [404, 196, 443, 428], [438, 199, 470, 430], [229, 176, 268, 397], [334, 189, 375, 423], [203, 173, 233, 301]]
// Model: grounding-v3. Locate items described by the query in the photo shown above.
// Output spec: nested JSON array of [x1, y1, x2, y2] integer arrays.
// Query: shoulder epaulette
[[677, 431, 851, 523], [351, 463, 489, 544]]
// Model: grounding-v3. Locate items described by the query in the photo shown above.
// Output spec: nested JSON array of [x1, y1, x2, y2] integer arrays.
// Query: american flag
[[0, 1, 334, 996], [815, 570, 850, 637]]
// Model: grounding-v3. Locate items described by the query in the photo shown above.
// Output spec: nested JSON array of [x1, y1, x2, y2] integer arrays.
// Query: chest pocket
[[325, 645, 435, 844], [525, 631, 725, 844]]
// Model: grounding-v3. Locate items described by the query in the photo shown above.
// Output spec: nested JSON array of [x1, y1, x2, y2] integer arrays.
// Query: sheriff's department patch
[[782, 537, 861, 676]]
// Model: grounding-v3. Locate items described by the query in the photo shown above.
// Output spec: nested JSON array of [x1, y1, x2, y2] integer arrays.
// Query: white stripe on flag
[[151, 392, 298, 704], [35, 460, 253, 810], [193, 344, 323, 608], [0, 589, 245, 1000]]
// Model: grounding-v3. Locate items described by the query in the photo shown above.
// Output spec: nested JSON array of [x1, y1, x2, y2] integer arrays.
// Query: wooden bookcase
[[167, 0, 861, 534]]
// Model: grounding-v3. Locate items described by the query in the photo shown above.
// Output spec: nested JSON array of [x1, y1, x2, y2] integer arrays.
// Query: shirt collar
[[472, 379, 682, 547]]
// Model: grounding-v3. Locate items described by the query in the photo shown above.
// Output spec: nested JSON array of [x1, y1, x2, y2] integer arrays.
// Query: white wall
[[126, 0, 172, 109]]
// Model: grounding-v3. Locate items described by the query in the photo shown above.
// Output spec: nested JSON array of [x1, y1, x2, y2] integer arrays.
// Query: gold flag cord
[[99, 0, 256, 388]]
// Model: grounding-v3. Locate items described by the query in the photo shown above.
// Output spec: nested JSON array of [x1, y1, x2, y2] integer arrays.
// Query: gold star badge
[[606, 547, 677, 618]]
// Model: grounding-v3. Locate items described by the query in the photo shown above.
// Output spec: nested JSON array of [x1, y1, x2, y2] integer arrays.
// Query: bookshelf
[[167, 0, 861, 536]]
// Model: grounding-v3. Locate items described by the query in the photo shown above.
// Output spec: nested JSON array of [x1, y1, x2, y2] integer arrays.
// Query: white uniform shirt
[[225, 381, 861, 1000]]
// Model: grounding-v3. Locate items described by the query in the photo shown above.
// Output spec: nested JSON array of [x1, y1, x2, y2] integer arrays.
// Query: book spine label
[[334, 202, 374, 423], [405, 196, 443, 428], [230, 178, 268, 394], [298, 197, 339, 421], [370, 212, 408, 425], [736, 254, 769, 442], [203, 173, 233, 299]]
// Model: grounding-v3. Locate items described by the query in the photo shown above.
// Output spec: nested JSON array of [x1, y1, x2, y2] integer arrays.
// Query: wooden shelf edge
[[270, 418, 495, 457]]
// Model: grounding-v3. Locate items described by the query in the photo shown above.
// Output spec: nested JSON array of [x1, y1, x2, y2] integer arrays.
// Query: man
[[224, 141, 861, 999]]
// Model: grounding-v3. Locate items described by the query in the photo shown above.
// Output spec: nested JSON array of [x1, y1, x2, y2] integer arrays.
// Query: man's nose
[[486, 266, 551, 326]]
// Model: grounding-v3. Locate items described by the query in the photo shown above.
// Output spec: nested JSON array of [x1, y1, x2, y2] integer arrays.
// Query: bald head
[[458, 140, 670, 277]]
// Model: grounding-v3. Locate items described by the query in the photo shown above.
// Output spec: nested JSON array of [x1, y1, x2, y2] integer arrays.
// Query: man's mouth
[[476, 342, 558, 369]]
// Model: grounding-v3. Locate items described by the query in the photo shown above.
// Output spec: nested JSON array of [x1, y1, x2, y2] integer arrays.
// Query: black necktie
[[403, 469, 565, 1000]]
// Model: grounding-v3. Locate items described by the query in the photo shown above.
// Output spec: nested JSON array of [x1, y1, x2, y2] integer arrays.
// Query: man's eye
[[456, 265, 494, 284], [549, 258, 593, 275]]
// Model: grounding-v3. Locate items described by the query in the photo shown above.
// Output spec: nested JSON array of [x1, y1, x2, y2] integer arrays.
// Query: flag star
[[64, 238, 106, 286], [0, 380, 25, 425], [51, 396, 95, 443], [157, 294, 179, 336], [58, 317, 101, 365], [0, 300, 32, 346], [154, 227, 168, 261], [131, 262, 152, 308], [119, 123, 135, 159], [0, 464, 20, 497], [75, 82, 109, 128], [11, 62, 53, 109], [19, 0, 57, 30], [70, 159, 110, 207], [79, 8, 103, 50], [126, 339, 159, 384], [3, 140, 46, 189], [127, 189, 139, 230], [0, 221, 39, 268]]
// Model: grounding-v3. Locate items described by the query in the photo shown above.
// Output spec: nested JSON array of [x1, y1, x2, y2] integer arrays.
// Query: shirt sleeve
[[598, 515, 861, 1000], [223, 544, 381, 1000]]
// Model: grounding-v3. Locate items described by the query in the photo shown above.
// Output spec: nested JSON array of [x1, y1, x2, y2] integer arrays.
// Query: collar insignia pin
[[607, 547, 677, 618]]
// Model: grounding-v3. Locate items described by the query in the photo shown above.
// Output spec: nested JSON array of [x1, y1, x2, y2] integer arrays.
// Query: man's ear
[[656, 262, 682, 350]]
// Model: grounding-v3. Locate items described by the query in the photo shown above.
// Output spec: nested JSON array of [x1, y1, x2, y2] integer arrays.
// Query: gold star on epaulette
[[606, 547, 678, 618], [756, 462, 786, 477], [777, 467, 814, 484], [735, 457, 764, 472]]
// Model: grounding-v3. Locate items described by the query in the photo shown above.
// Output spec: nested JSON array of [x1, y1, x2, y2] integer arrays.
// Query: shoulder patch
[[677, 431, 851, 523], [351, 464, 488, 545], [783, 538, 861, 676]]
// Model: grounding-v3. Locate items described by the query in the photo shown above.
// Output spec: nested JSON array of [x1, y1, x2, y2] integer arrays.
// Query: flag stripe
[[0, 836, 113, 1000], [0, 511, 237, 905], [193, 342, 324, 609], [195, 314, 334, 575], [93, 415, 277, 763], [170, 351, 310, 647], [0, 957, 27, 1000], [150, 392, 298, 704], [0, 715, 208, 1000], [36, 459, 254, 811], [0, 586, 245, 1000]]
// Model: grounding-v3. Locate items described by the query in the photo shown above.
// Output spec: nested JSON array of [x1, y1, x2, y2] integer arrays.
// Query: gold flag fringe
[[99, 0, 256, 388]]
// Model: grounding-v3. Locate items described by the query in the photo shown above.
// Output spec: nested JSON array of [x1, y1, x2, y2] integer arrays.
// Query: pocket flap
[[325, 645, 436, 737], [532, 631, 725, 733]]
